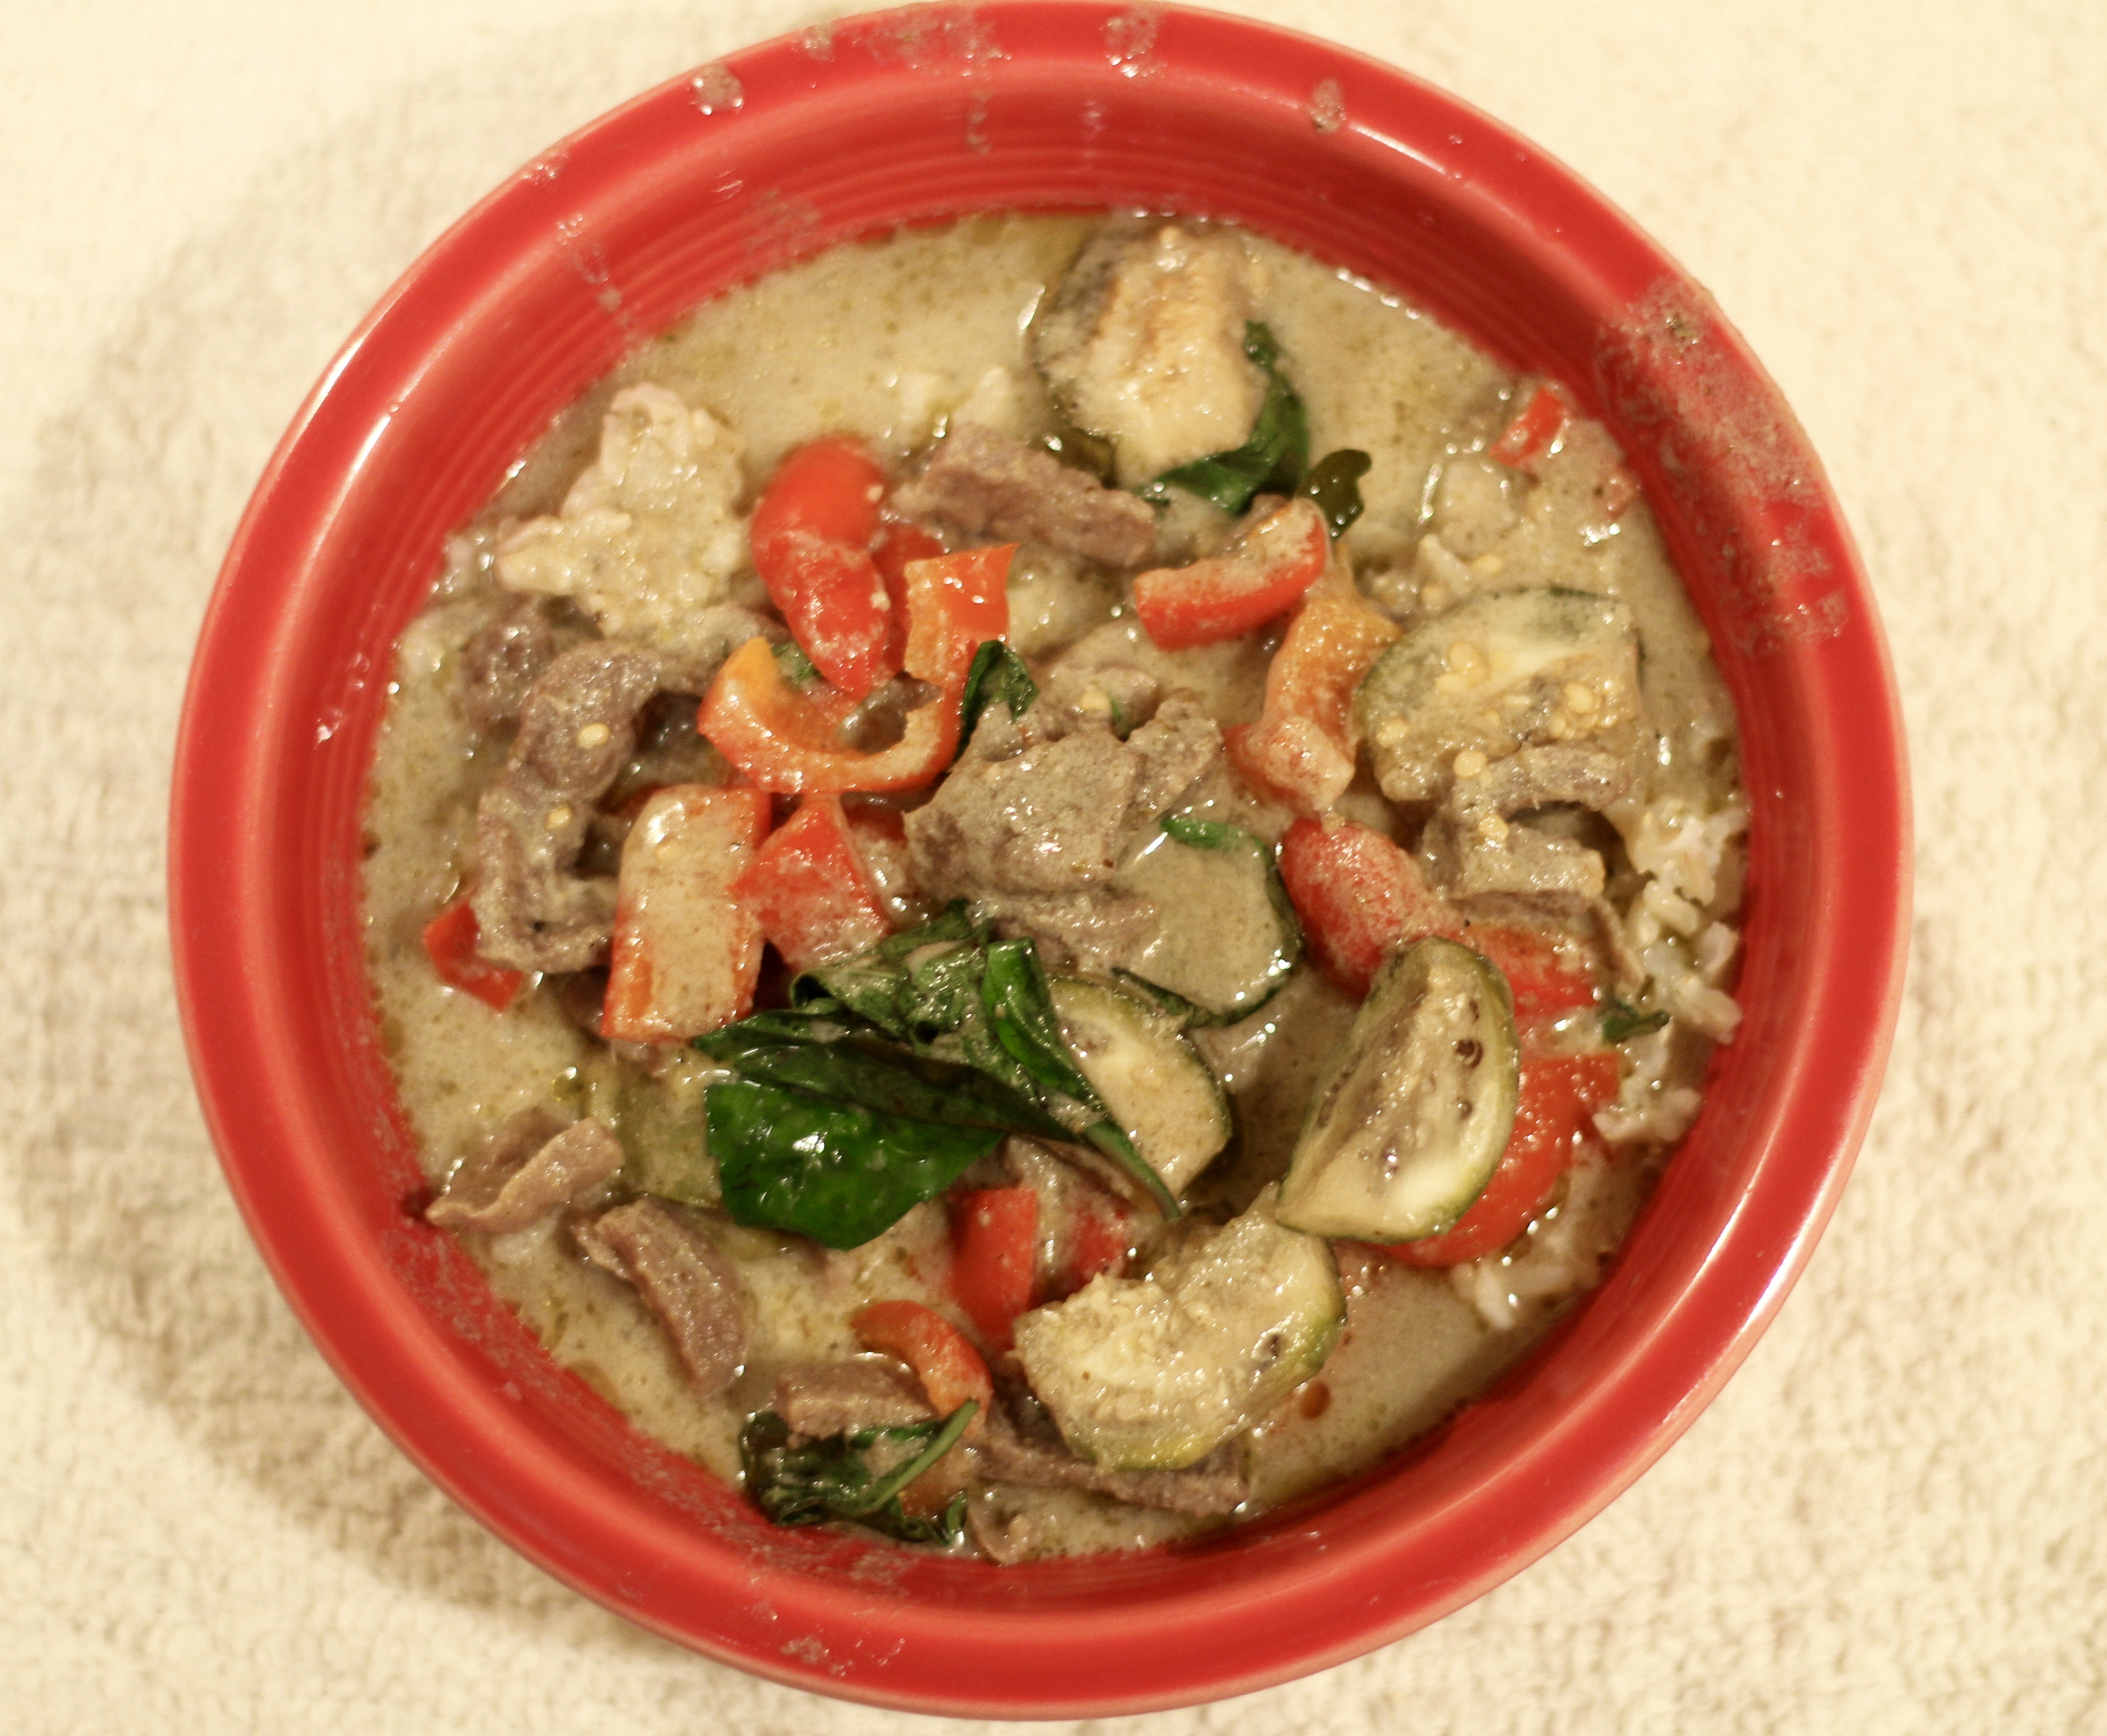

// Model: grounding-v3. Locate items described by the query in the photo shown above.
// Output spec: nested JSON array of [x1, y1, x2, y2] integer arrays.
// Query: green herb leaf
[[697, 1029, 1065, 1139], [1160, 812, 1254, 852], [771, 639, 820, 685], [955, 640, 1038, 761], [740, 1403, 976, 1544], [1140, 322, 1312, 515], [1602, 998, 1672, 1043], [1299, 448, 1372, 537], [708, 1077, 1001, 1249]]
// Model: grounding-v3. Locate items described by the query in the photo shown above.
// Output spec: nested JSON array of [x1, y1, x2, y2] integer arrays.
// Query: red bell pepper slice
[[602, 785, 770, 1043], [1133, 495, 1329, 650], [1384, 1049, 1621, 1265], [1469, 924, 1601, 1020], [1225, 570, 1400, 816], [1055, 1197, 1132, 1298], [420, 897, 525, 1012], [730, 795, 892, 972], [1489, 384, 1570, 471], [948, 1187, 1039, 1353], [851, 1299, 992, 1442], [748, 438, 897, 697], [699, 545, 1013, 793], [873, 517, 946, 650], [1276, 819, 1461, 998]]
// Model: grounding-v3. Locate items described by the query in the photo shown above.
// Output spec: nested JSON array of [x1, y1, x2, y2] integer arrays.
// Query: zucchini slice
[[1112, 815, 1302, 1024], [1012, 1186, 1343, 1470], [1276, 937, 1520, 1240], [1048, 976, 1231, 1199], [1353, 588, 1641, 803]]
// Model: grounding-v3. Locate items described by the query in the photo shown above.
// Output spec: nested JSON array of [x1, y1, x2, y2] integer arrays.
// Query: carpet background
[[4, 1, 2100, 1730]]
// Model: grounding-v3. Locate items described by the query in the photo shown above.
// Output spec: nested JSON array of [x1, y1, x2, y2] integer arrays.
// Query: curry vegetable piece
[[1045, 976, 1231, 1199], [1109, 815, 1302, 1025], [1012, 1187, 1342, 1471], [1277, 937, 1522, 1241]]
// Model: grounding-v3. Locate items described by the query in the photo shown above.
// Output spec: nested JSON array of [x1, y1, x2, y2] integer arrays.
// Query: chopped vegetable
[[1133, 494, 1329, 651], [707, 1075, 1002, 1250], [1056, 1197, 1132, 1296], [748, 437, 897, 697], [1297, 447, 1372, 537], [1225, 569, 1401, 816], [603, 785, 769, 1043], [1602, 997, 1671, 1042], [948, 1187, 1039, 1352], [420, 896, 524, 1012], [730, 795, 892, 972], [1046, 976, 1231, 1198], [739, 1403, 976, 1544], [1276, 818, 1460, 998], [1384, 1048, 1620, 1265], [1142, 322, 1310, 515], [1013, 1188, 1341, 1470], [1470, 925, 1600, 1020], [1353, 586, 1640, 802], [1277, 938, 1521, 1240], [955, 639, 1038, 757], [852, 1300, 994, 1441], [1488, 383, 1569, 471], [700, 545, 1014, 793], [1113, 815, 1302, 1023]]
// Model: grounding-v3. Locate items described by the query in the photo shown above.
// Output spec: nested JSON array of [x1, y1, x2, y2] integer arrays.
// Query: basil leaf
[[956, 640, 1038, 759], [771, 639, 820, 685], [1300, 447, 1372, 538], [1141, 322, 1311, 515], [1603, 998, 1671, 1043], [740, 1404, 976, 1544], [708, 1077, 1000, 1249], [698, 1031, 1064, 1139]]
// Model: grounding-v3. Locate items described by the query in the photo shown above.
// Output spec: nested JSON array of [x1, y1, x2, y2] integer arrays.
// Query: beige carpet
[[5, 1, 2100, 1729]]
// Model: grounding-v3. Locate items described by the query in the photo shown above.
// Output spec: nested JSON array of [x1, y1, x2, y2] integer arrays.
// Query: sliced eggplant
[[1012, 1186, 1343, 1471], [1353, 588, 1642, 803], [1112, 815, 1301, 1024], [1276, 937, 1520, 1241], [1048, 976, 1231, 1199]]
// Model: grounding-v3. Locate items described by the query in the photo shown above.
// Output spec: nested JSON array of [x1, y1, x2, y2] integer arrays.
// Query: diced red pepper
[[1055, 1197, 1132, 1298], [1384, 1049, 1621, 1265], [1276, 819, 1461, 998], [602, 785, 770, 1043], [420, 897, 524, 1012], [1489, 384, 1569, 471], [948, 1187, 1039, 1353], [699, 546, 1013, 793], [1468, 924, 1601, 1020], [1133, 495, 1329, 650], [730, 795, 892, 972], [873, 517, 946, 656], [851, 1299, 992, 1442], [748, 438, 897, 697], [1225, 570, 1401, 816]]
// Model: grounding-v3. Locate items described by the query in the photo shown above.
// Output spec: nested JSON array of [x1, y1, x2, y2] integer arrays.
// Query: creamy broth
[[364, 214, 1744, 1559]]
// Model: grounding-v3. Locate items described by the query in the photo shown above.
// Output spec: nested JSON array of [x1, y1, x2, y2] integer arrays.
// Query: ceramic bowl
[[170, 2, 1910, 1715]]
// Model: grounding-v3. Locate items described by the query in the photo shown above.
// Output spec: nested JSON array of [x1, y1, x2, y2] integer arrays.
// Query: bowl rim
[[169, 0, 1911, 1717]]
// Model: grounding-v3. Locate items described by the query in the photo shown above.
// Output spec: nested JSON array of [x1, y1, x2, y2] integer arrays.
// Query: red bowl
[[169, 1, 1909, 1717]]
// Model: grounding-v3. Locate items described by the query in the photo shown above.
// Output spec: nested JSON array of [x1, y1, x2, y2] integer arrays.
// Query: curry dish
[[362, 214, 1747, 1560]]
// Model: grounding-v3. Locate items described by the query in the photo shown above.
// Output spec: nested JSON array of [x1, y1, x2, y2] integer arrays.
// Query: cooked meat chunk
[[904, 689, 1220, 967], [426, 1110, 624, 1235], [574, 1198, 749, 1398], [973, 1404, 1247, 1516], [1033, 221, 1267, 486], [457, 596, 558, 732], [773, 1358, 937, 1439], [1421, 743, 1636, 914], [890, 422, 1159, 567], [471, 639, 758, 973]]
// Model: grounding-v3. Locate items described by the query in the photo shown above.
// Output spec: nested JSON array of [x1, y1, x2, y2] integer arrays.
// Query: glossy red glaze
[[169, 2, 1910, 1718]]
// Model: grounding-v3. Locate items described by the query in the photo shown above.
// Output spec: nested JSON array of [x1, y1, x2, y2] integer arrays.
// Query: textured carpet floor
[[4, 2, 2101, 1730]]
